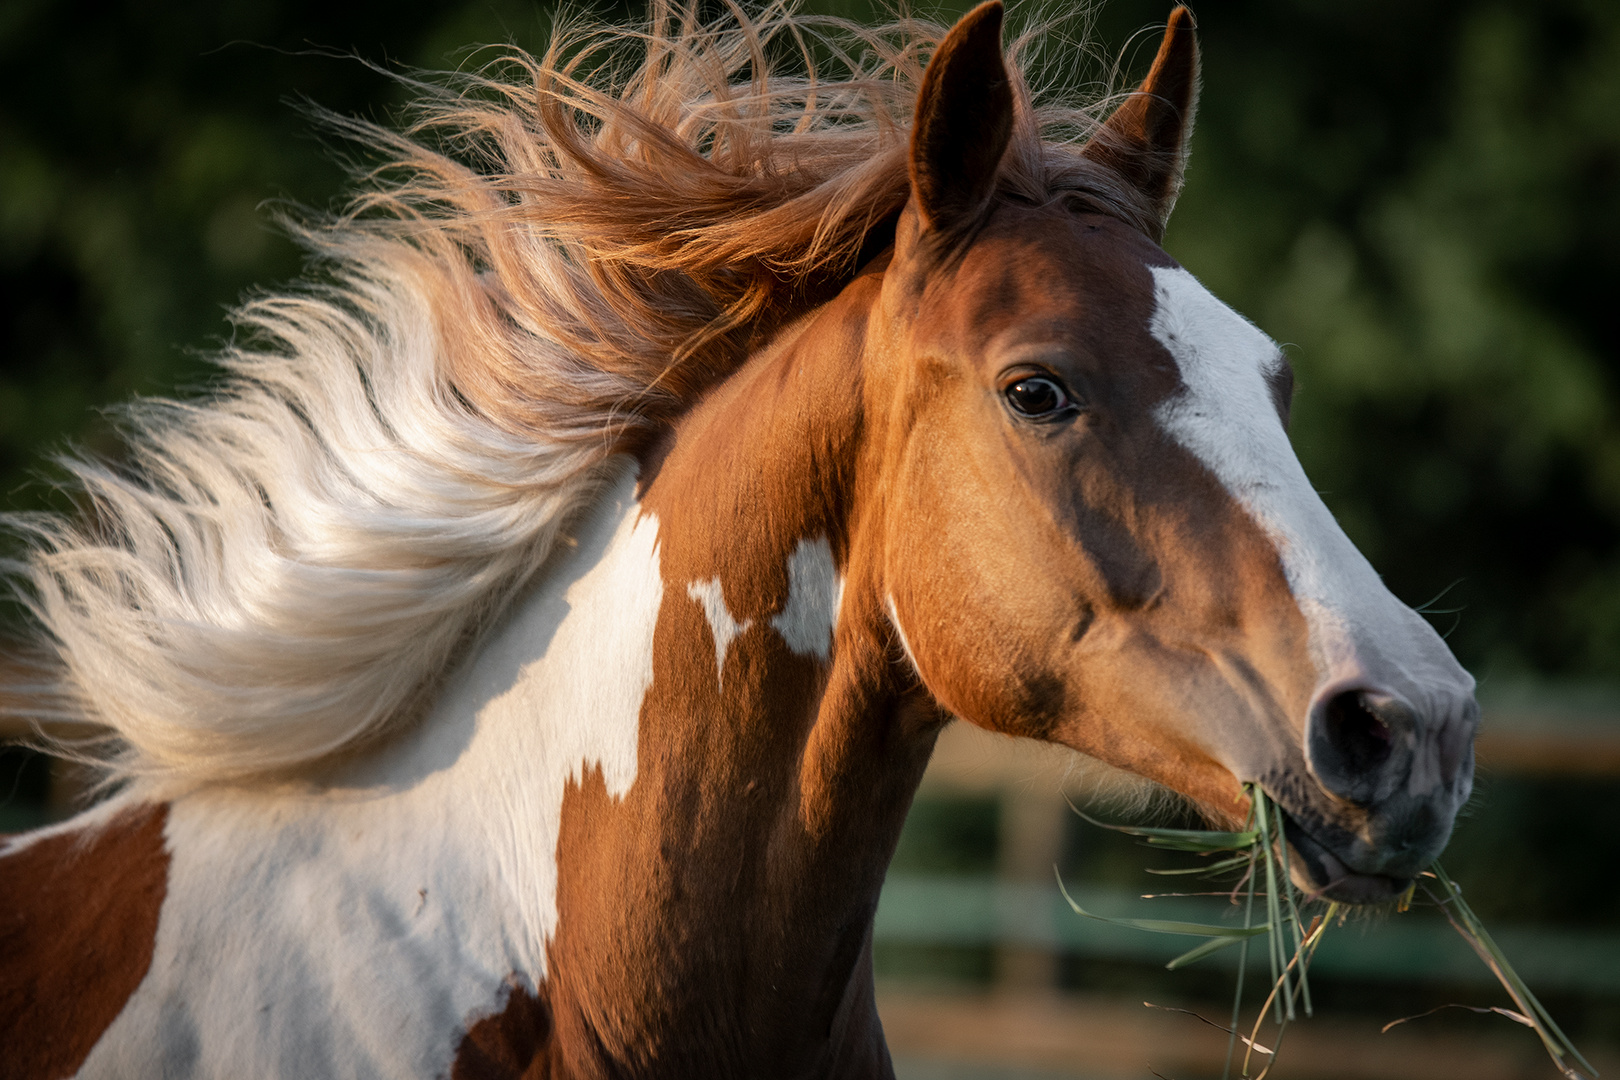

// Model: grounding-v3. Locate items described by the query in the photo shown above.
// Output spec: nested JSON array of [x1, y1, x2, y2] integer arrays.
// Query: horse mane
[[1, 1, 1157, 788]]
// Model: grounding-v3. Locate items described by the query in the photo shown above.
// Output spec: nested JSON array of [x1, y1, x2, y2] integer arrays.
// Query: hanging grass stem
[[1241, 913, 1329, 1078], [1425, 863, 1597, 1079], [1222, 845, 1258, 1080], [1067, 782, 1597, 1080], [1252, 789, 1288, 1022], [1271, 796, 1313, 1018]]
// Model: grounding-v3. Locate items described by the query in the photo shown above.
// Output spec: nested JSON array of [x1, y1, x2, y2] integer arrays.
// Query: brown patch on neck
[[0, 802, 170, 1080]]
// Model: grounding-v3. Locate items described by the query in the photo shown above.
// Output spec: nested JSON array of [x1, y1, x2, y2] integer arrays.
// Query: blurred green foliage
[[0, 0, 565, 502], [1, 0, 1618, 684]]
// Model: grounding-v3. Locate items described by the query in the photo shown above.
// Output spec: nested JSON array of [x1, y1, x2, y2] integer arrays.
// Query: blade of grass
[[1258, 914, 1332, 1079], [1286, 914, 1326, 1017], [1167, 933, 1247, 970], [1253, 788, 1289, 1022], [1056, 870, 1271, 939], [1382, 1003, 1537, 1033], [1145, 1002, 1273, 1055], [1432, 899, 1581, 1077], [1242, 908, 1329, 1078], [1065, 799, 1258, 850], [1430, 871, 1584, 1075], [1428, 862, 1597, 1079], [1145, 834, 1265, 853], [1433, 865, 1573, 1046], [1268, 792, 1312, 1018], [1145, 854, 1254, 877], [1222, 808, 1260, 1080]]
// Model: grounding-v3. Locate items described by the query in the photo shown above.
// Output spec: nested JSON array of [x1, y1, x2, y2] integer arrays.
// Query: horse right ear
[[1082, 6, 1200, 238], [908, 1, 1015, 236]]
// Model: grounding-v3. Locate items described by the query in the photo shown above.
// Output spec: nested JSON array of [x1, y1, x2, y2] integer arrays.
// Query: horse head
[[869, 2, 1477, 903]]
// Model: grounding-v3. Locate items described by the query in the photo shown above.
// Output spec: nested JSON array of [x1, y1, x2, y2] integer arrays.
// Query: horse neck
[[5, 268, 934, 1079], [533, 270, 941, 1077]]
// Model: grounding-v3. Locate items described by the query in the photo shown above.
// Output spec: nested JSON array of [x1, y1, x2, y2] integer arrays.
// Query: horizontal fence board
[[876, 873, 1620, 994]]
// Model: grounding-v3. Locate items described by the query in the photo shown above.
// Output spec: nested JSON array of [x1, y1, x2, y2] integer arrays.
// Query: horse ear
[[1083, 6, 1200, 237], [908, 1, 1014, 235]]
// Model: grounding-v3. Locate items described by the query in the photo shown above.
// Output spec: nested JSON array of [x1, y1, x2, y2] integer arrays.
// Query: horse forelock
[[0, 1, 1160, 788]]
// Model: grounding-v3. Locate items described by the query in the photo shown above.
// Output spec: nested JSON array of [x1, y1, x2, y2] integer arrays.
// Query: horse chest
[[72, 792, 517, 1079], [4, 473, 672, 1078]]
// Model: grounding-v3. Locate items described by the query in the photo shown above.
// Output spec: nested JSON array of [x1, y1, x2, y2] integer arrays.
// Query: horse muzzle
[[1278, 680, 1479, 904]]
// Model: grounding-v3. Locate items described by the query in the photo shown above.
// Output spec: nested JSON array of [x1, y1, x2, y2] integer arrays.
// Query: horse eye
[[1004, 376, 1072, 418]]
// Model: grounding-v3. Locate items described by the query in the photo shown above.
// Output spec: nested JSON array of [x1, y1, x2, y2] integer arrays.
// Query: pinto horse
[[0, 3, 1477, 1077]]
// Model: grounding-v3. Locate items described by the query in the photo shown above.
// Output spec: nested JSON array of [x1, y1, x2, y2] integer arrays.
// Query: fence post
[[995, 784, 1067, 991]]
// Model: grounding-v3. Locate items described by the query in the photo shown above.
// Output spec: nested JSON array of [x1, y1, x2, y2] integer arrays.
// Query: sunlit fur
[[1, 1, 1155, 787]]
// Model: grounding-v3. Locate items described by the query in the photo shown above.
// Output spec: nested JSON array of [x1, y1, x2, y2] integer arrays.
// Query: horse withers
[[0, 3, 1476, 1077]]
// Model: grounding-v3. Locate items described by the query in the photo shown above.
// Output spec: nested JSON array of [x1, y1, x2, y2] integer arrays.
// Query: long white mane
[[2, 2, 1148, 786]]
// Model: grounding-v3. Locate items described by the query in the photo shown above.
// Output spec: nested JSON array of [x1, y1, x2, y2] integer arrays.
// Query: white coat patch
[[771, 537, 843, 661], [886, 595, 920, 672], [687, 578, 751, 685], [76, 461, 662, 1078]]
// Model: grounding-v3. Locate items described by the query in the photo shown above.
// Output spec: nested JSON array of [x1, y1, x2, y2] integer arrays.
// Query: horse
[[0, 3, 1478, 1077]]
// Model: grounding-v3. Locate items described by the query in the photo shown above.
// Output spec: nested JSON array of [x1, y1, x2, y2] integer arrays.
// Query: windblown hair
[[3, 1, 1155, 786]]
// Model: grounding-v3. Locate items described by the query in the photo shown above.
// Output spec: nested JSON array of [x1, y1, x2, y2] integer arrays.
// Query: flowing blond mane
[[2, 1, 1154, 787]]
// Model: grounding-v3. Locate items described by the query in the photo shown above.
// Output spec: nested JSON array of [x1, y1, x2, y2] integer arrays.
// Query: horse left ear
[[1082, 6, 1200, 237], [908, 1, 1015, 235]]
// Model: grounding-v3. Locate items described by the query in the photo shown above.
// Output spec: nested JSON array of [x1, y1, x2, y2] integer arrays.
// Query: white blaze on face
[[772, 537, 844, 661], [1148, 265, 1458, 690]]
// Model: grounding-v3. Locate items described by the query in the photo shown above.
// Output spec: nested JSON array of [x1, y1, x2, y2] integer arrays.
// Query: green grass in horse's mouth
[[1060, 784, 1596, 1080]]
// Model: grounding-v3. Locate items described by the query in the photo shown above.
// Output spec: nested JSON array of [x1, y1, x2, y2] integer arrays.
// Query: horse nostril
[[1320, 689, 1394, 780]]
